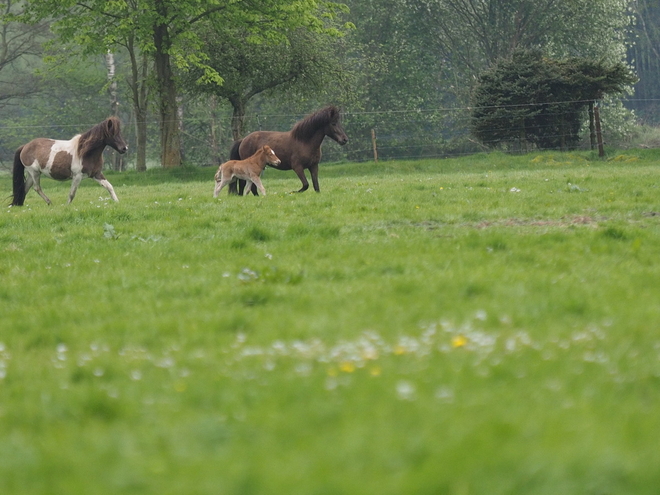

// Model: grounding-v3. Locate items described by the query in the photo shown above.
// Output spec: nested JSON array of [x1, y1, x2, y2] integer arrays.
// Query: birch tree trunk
[[105, 51, 124, 171]]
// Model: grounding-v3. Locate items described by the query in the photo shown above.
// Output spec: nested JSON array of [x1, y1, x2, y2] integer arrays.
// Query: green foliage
[[2, 151, 660, 492], [629, 0, 660, 123], [470, 50, 636, 150]]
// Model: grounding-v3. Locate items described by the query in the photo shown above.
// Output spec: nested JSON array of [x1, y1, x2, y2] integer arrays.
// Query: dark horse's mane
[[290, 106, 340, 141], [78, 116, 121, 157]]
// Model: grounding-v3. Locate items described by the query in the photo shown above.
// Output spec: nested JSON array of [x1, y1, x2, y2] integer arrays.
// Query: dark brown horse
[[228, 105, 348, 195], [10, 116, 128, 206]]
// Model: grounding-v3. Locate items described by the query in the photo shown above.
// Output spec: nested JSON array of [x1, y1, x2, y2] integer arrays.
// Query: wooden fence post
[[593, 100, 605, 158], [371, 128, 378, 162]]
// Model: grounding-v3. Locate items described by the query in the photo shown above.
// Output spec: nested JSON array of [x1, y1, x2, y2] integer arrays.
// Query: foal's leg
[[214, 177, 233, 197], [29, 172, 52, 205], [236, 179, 259, 196], [251, 176, 267, 196], [242, 179, 254, 196], [213, 180, 222, 198], [93, 172, 119, 202]]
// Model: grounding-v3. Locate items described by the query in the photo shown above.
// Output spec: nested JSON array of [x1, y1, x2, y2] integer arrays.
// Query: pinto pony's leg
[[93, 172, 119, 202], [28, 170, 52, 205], [67, 174, 84, 204]]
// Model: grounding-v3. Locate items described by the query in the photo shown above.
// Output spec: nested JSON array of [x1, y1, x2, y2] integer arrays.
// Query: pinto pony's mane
[[290, 106, 340, 141], [78, 116, 122, 158]]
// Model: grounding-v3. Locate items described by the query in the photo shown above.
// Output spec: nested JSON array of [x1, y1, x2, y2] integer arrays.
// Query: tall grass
[[1, 150, 660, 494]]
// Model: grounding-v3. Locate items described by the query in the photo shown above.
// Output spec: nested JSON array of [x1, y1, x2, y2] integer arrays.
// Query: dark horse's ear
[[329, 106, 340, 122]]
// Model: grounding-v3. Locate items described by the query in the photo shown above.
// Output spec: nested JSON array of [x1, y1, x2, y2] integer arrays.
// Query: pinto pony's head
[[79, 116, 128, 157]]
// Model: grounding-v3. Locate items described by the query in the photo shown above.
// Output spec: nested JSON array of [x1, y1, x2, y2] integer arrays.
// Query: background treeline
[[0, 0, 658, 169]]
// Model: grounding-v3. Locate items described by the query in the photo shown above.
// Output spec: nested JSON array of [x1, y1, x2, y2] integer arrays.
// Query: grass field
[[1, 150, 660, 494]]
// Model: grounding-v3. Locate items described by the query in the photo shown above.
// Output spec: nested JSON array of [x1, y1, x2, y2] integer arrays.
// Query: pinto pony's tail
[[10, 146, 26, 207], [228, 140, 243, 195]]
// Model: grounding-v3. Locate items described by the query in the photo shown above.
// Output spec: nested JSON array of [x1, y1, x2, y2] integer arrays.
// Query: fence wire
[[0, 99, 655, 173]]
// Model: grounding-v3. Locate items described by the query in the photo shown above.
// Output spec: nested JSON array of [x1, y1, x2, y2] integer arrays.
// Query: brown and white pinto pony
[[228, 105, 348, 195], [214, 145, 281, 198], [10, 116, 128, 206]]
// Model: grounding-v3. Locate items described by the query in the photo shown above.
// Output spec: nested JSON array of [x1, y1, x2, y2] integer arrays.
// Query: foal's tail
[[10, 146, 26, 207]]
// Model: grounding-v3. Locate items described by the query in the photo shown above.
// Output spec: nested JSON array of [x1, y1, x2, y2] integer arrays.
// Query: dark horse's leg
[[309, 163, 321, 192], [292, 165, 310, 193], [231, 179, 259, 196]]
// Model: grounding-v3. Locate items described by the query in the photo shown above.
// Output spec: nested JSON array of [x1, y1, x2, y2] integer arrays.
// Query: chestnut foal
[[213, 145, 281, 198]]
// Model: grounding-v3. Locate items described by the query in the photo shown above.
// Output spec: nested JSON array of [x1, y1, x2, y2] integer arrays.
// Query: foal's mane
[[290, 106, 340, 141], [78, 116, 121, 157]]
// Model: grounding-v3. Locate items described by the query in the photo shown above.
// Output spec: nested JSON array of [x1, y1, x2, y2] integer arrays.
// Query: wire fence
[[0, 99, 656, 174]]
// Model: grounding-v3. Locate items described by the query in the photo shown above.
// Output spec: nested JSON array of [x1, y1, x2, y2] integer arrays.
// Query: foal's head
[[261, 145, 281, 167], [79, 116, 128, 157]]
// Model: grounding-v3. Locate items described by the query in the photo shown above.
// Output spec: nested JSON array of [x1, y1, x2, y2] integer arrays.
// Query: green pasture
[[1, 150, 660, 494]]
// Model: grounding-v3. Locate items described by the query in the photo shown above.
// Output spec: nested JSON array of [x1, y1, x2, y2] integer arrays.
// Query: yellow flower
[[339, 361, 355, 373], [369, 366, 382, 377], [452, 335, 468, 348]]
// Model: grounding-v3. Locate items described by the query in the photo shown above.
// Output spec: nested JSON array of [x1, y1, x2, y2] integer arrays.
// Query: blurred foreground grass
[[1, 150, 660, 494]]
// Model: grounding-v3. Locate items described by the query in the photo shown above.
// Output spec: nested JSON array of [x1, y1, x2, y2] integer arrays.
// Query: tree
[[629, 0, 660, 123], [406, 0, 631, 96], [0, 0, 48, 107], [471, 50, 636, 151], [185, 24, 349, 142], [21, 0, 350, 168]]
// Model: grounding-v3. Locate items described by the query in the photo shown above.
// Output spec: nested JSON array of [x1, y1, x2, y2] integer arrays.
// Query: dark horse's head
[[291, 106, 348, 145], [79, 116, 128, 157]]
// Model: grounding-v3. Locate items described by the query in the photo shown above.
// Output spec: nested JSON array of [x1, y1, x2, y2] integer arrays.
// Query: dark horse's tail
[[10, 146, 26, 206], [229, 139, 242, 161]]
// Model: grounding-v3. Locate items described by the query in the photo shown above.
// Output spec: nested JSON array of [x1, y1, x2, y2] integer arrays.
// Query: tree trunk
[[588, 102, 596, 151], [209, 95, 221, 164], [230, 98, 246, 141], [136, 53, 149, 172], [153, 7, 182, 168], [127, 35, 149, 172]]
